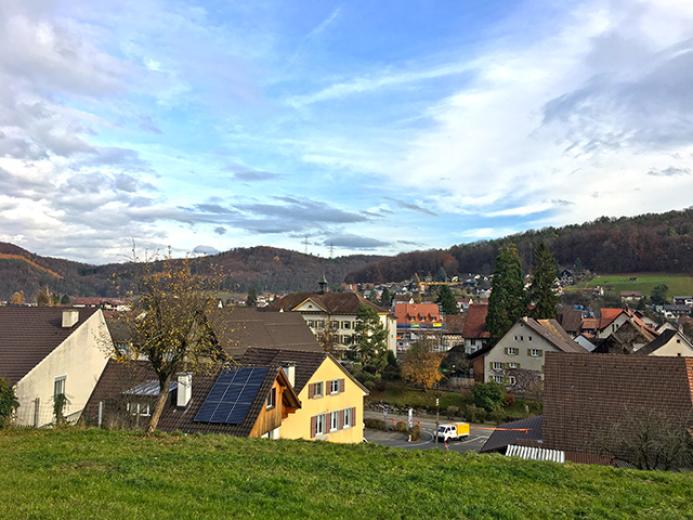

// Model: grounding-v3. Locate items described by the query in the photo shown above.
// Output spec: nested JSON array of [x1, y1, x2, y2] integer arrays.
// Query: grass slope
[[1, 429, 691, 519], [575, 273, 693, 297]]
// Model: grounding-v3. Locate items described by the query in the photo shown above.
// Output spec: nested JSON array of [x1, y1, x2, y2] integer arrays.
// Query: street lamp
[[435, 397, 440, 445]]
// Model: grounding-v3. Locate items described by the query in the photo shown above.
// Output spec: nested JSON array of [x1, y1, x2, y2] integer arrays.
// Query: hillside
[[346, 208, 693, 283], [0, 243, 384, 300], [1, 429, 690, 519]]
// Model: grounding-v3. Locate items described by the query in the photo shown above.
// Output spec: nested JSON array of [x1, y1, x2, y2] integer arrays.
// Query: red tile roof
[[393, 303, 441, 326], [462, 304, 490, 339], [598, 308, 625, 329]]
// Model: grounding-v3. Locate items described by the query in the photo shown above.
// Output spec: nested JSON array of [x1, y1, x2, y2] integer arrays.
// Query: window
[[315, 414, 325, 435], [342, 321, 351, 329], [529, 348, 543, 357], [344, 408, 353, 428], [491, 362, 503, 370], [342, 335, 353, 345], [331, 321, 339, 330], [316, 320, 325, 329], [528, 336, 532, 342], [330, 411, 339, 432], [505, 347, 519, 355], [307, 320, 316, 328], [520, 336, 524, 341], [493, 375, 504, 384], [330, 380, 340, 394], [508, 362, 520, 369], [311, 382, 324, 398], [126, 402, 151, 417], [53, 376, 66, 399], [266, 387, 276, 409], [508, 376, 517, 385]]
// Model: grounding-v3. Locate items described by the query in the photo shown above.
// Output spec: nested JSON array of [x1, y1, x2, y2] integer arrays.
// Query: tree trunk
[[147, 373, 173, 434]]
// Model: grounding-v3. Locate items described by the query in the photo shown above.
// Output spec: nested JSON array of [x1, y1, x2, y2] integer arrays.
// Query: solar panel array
[[194, 367, 269, 425]]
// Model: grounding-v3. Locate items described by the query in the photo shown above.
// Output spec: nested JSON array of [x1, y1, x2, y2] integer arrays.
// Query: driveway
[[364, 410, 492, 453]]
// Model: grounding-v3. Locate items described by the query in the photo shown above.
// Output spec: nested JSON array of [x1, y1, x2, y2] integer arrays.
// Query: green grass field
[[1, 428, 691, 519], [574, 273, 693, 298]]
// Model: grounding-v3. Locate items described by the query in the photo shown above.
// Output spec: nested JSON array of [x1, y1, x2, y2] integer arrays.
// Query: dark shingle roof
[[635, 329, 692, 356], [267, 292, 386, 314], [208, 308, 321, 358], [444, 313, 466, 334], [480, 416, 544, 453], [557, 308, 582, 335], [0, 307, 98, 384], [81, 359, 296, 437], [543, 353, 693, 454]]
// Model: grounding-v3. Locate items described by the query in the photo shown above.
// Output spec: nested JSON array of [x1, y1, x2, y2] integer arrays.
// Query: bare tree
[[597, 407, 693, 470], [119, 252, 226, 433]]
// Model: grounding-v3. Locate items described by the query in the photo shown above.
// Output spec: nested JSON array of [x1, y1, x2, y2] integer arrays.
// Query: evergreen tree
[[486, 244, 525, 339], [379, 287, 393, 308], [436, 285, 458, 315], [245, 287, 257, 307], [352, 304, 388, 375], [60, 294, 71, 305], [529, 242, 558, 319]]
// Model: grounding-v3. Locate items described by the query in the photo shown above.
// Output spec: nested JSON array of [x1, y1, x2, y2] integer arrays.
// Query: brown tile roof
[[267, 292, 386, 315], [81, 359, 298, 437], [393, 303, 442, 326], [208, 308, 321, 358], [462, 304, 490, 339], [543, 353, 693, 454], [527, 318, 586, 353], [0, 307, 98, 384], [444, 313, 466, 335], [557, 308, 582, 335], [581, 318, 598, 331]]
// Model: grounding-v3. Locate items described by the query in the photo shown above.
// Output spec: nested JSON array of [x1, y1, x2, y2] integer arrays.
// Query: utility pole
[[435, 397, 440, 445], [302, 235, 309, 255], [328, 242, 334, 259]]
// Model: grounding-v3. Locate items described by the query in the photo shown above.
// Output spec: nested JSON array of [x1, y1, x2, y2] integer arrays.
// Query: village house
[[0, 307, 112, 427], [441, 313, 466, 352], [393, 302, 443, 353], [592, 308, 659, 354], [469, 317, 585, 386], [239, 348, 368, 443], [82, 360, 301, 439], [634, 329, 693, 357], [460, 303, 490, 354], [267, 280, 396, 357]]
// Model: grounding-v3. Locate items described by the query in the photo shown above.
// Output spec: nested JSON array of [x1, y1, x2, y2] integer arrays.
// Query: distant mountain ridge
[[0, 243, 385, 300], [345, 208, 693, 283]]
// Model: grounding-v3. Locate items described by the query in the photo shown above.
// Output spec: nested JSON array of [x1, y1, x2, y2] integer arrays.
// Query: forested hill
[[0, 243, 384, 300], [345, 209, 693, 283]]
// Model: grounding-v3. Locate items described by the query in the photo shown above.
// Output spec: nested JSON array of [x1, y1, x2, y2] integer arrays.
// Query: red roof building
[[394, 303, 442, 328]]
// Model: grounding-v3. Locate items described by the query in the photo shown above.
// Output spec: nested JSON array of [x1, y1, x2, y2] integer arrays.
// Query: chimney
[[177, 373, 192, 407], [283, 363, 296, 388], [61, 310, 79, 328]]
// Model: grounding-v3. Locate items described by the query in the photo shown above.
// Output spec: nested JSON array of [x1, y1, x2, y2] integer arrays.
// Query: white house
[[636, 329, 693, 357], [0, 307, 112, 427]]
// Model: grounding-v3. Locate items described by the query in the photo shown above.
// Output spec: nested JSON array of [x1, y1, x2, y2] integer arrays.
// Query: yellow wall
[[279, 357, 366, 443]]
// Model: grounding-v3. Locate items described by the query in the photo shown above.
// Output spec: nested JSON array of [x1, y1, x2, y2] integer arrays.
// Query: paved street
[[364, 410, 492, 453]]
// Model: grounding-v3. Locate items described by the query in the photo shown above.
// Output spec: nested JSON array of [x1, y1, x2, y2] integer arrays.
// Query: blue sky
[[1, 0, 692, 263]]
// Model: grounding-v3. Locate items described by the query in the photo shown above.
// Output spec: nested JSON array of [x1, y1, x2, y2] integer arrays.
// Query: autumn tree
[[400, 339, 443, 391], [486, 245, 525, 340], [9, 291, 24, 305], [317, 318, 337, 354], [436, 285, 458, 315], [121, 255, 226, 433], [528, 242, 558, 319], [352, 304, 388, 375]]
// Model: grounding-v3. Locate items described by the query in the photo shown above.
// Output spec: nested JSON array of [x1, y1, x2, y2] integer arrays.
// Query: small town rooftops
[[268, 292, 386, 315], [462, 304, 490, 339]]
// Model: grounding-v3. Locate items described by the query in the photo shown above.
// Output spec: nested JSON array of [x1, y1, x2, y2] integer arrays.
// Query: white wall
[[648, 333, 693, 357], [13, 310, 113, 427]]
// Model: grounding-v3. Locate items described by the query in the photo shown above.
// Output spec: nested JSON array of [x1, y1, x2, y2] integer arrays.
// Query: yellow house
[[240, 348, 368, 443]]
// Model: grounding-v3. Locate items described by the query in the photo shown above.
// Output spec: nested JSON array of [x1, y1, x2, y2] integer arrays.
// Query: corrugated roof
[[0, 307, 99, 384], [506, 444, 565, 463]]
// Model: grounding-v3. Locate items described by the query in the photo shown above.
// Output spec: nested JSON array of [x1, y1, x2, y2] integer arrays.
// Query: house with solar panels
[[81, 360, 301, 438]]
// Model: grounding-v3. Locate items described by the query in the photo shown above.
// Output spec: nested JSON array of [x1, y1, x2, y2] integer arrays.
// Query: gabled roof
[[208, 307, 321, 358], [543, 353, 693, 454], [525, 318, 586, 353], [0, 307, 98, 384], [462, 304, 490, 339], [557, 308, 582, 335], [580, 318, 598, 331], [598, 308, 626, 330], [81, 359, 298, 437], [393, 303, 441, 326], [635, 329, 693, 356], [267, 292, 386, 315], [444, 313, 466, 334], [480, 415, 544, 453], [239, 347, 369, 395]]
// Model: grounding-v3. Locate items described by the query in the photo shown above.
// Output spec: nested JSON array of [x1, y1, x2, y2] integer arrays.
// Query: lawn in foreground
[[1, 428, 691, 519]]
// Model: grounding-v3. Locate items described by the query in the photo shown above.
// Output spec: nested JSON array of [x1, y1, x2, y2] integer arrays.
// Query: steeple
[[318, 274, 328, 294]]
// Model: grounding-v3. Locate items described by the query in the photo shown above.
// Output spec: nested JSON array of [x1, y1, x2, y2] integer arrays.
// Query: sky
[[1, 0, 692, 264]]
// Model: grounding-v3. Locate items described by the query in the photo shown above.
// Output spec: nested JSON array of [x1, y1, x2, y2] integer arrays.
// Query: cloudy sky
[[1, 0, 692, 263]]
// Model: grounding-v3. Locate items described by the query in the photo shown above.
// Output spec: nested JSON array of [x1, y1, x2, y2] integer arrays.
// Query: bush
[[395, 421, 408, 433], [463, 404, 487, 423], [364, 418, 387, 430], [410, 424, 422, 441], [446, 405, 460, 419], [472, 382, 505, 412], [364, 380, 376, 391], [503, 393, 516, 407], [0, 378, 19, 428]]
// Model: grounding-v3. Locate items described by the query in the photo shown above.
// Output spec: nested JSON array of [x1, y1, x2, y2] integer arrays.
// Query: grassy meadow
[[1, 428, 691, 519], [574, 273, 693, 298]]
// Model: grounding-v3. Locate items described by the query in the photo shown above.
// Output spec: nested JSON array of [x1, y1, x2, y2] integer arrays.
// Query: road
[[364, 410, 492, 453]]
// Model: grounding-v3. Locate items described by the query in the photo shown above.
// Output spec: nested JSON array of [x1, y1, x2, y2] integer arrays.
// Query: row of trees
[[486, 242, 558, 339], [8, 288, 70, 306]]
